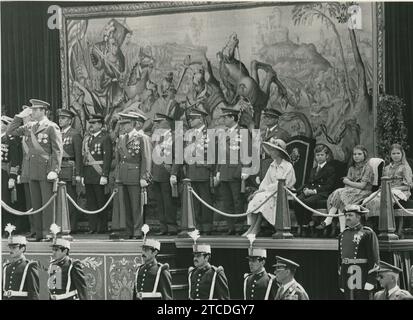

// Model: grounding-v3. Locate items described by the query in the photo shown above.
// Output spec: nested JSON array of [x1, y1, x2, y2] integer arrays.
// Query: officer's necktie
[[384, 289, 389, 300]]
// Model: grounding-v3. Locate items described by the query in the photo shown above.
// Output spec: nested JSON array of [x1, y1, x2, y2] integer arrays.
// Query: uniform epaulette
[[268, 273, 276, 280], [158, 262, 169, 270], [212, 265, 224, 273], [188, 266, 194, 274], [71, 259, 84, 268], [362, 226, 374, 232], [243, 273, 250, 279]]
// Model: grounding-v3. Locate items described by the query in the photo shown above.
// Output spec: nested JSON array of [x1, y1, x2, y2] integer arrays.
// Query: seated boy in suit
[[293, 144, 336, 237]]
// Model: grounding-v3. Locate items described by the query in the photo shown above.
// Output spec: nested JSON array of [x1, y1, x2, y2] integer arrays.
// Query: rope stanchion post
[[273, 179, 293, 239], [378, 177, 399, 241], [55, 181, 72, 240], [178, 179, 196, 238]]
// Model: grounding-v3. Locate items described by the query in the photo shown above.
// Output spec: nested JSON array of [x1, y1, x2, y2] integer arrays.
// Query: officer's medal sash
[[84, 136, 103, 175]]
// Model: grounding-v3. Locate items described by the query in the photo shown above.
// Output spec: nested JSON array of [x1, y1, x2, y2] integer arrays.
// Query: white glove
[[99, 176, 108, 185], [17, 175, 21, 184], [140, 179, 149, 188], [255, 176, 261, 185], [215, 172, 220, 182], [241, 173, 249, 180], [170, 175, 177, 186], [17, 108, 32, 118], [81, 177, 85, 186], [47, 171, 58, 181], [75, 176, 82, 183], [364, 282, 374, 291], [8, 178, 15, 189]]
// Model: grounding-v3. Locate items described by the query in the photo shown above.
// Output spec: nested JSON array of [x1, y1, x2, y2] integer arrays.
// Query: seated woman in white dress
[[243, 138, 296, 236]]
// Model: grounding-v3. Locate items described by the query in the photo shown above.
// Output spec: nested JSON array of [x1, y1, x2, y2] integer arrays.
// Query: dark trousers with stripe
[[29, 179, 54, 239], [85, 184, 108, 233]]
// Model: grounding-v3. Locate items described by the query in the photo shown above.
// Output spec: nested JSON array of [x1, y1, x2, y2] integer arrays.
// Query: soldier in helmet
[[133, 225, 173, 300], [188, 231, 230, 300], [273, 256, 309, 300], [2, 224, 39, 300], [7, 99, 63, 241], [57, 108, 83, 233], [374, 261, 412, 300], [47, 224, 88, 300], [338, 204, 380, 300], [243, 246, 277, 300]]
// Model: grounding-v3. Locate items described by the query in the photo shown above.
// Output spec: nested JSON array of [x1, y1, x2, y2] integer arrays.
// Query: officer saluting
[[273, 256, 309, 300], [115, 111, 152, 239], [2, 224, 39, 300], [47, 223, 88, 300], [82, 114, 112, 234], [188, 230, 230, 300], [133, 225, 173, 300], [374, 261, 412, 300], [243, 234, 277, 300], [57, 109, 83, 233], [7, 99, 63, 241], [338, 204, 379, 300]]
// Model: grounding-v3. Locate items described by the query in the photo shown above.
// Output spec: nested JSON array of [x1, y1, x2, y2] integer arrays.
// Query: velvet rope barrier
[[284, 187, 344, 217], [1, 193, 57, 216], [189, 187, 277, 218], [392, 193, 413, 216], [66, 189, 118, 215]]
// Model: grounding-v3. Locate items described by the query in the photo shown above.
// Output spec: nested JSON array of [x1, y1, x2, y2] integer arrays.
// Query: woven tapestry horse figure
[[218, 32, 289, 128]]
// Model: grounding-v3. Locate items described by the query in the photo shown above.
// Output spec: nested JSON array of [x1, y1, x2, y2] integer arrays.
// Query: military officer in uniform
[[374, 261, 412, 300], [115, 111, 152, 239], [57, 109, 83, 233], [2, 224, 39, 300], [258, 108, 290, 183], [215, 107, 248, 235], [1, 116, 22, 230], [188, 243, 230, 300], [152, 113, 178, 235], [273, 256, 309, 300], [7, 99, 63, 241], [338, 204, 380, 300], [244, 247, 277, 300], [133, 237, 173, 300], [15, 105, 36, 237], [47, 236, 88, 300], [82, 114, 112, 234], [171, 108, 214, 235]]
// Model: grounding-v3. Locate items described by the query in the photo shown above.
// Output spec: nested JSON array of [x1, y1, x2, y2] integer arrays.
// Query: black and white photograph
[[1, 0, 413, 304]]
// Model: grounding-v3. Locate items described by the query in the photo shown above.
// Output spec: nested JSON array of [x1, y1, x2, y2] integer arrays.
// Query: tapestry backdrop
[[60, 2, 381, 163]]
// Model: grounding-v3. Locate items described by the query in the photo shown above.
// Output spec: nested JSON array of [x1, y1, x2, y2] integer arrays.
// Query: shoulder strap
[[243, 274, 250, 299], [152, 263, 166, 294], [19, 261, 35, 292], [66, 259, 73, 293], [264, 274, 276, 300], [188, 267, 194, 299], [209, 266, 223, 300], [3, 263, 8, 291]]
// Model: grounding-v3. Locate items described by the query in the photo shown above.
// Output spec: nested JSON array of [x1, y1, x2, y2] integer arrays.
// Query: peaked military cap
[[57, 109, 76, 118], [272, 256, 300, 269], [220, 107, 240, 117], [187, 108, 208, 118], [376, 261, 402, 274], [88, 114, 105, 123], [154, 113, 174, 122], [262, 108, 282, 118], [29, 99, 50, 109]]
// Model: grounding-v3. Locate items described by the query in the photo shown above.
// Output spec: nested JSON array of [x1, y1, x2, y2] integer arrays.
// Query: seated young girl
[[317, 145, 374, 233], [293, 144, 337, 237], [363, 143, 413, 218], [243, 138, 296, 237]]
